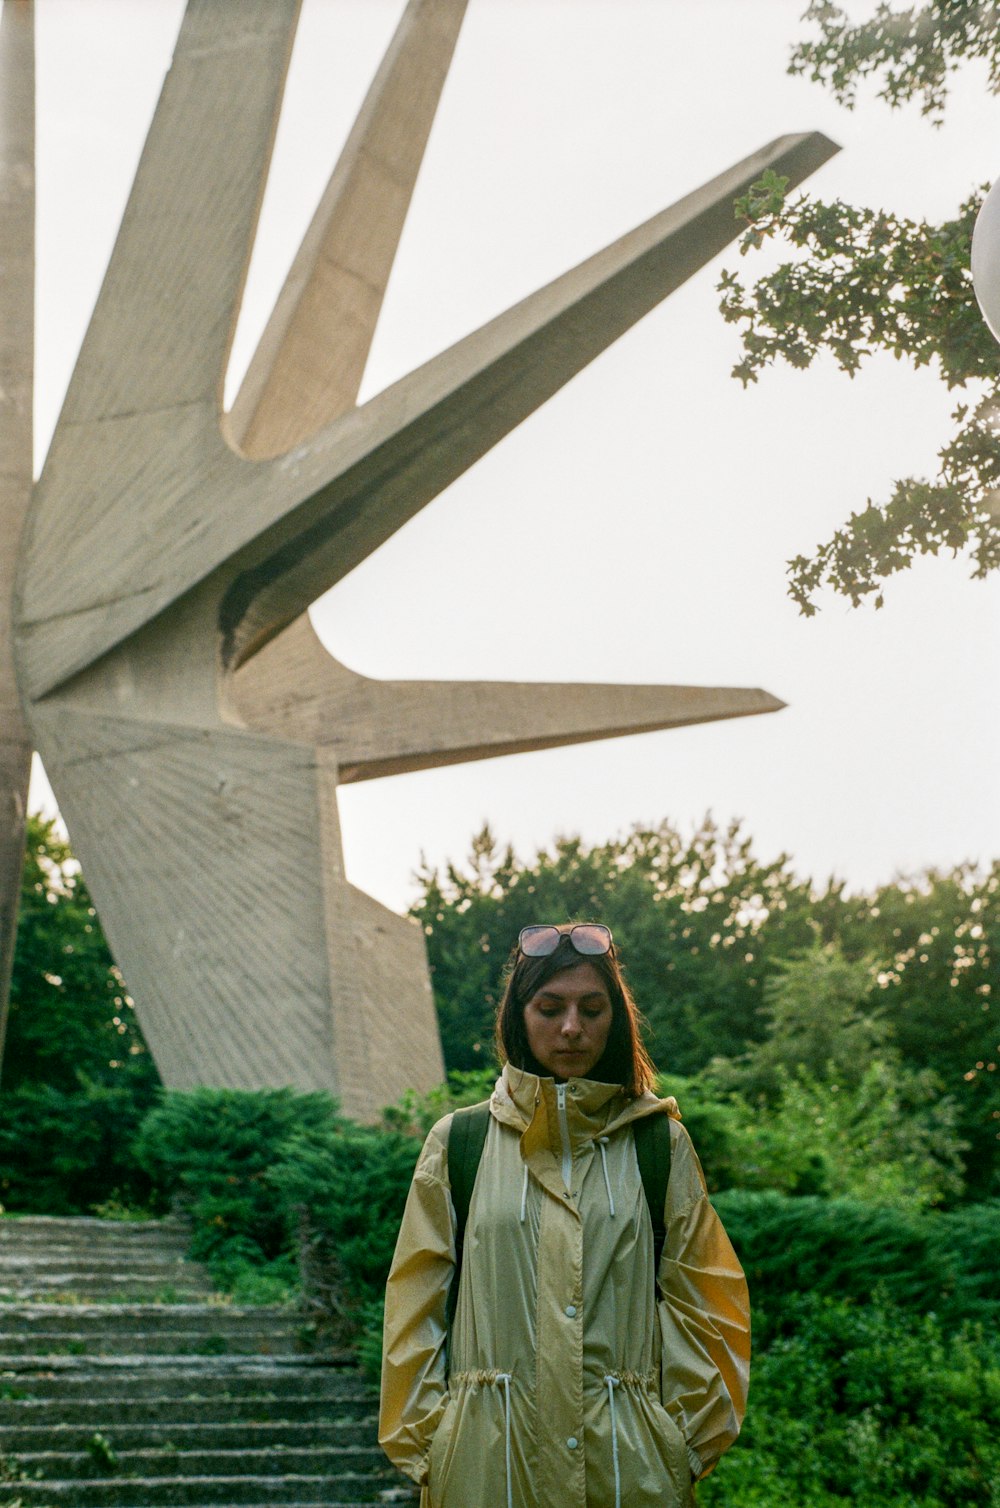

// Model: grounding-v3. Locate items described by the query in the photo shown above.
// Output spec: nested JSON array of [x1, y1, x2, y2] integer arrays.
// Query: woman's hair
[[494, 925, 657, 1096]]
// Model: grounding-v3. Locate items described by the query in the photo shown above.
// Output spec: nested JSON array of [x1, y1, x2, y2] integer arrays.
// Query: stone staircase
[[0, 1216, 415, 1507]]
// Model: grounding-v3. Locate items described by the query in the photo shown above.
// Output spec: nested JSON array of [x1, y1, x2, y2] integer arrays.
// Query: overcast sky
[[29, 0, 1000, 909]]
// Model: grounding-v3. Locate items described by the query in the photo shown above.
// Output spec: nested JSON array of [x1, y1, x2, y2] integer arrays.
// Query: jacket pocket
[[426, 1393, 459, 1505], [648, 1399, 697, 1507]]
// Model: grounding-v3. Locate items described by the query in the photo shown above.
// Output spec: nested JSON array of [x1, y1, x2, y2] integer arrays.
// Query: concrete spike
[[229, 0, 469, 457], [232, 628, 784, 779], [10, 0, 838, 1116], [0, 0, 34, 1071], [16, 132, 838, 699]]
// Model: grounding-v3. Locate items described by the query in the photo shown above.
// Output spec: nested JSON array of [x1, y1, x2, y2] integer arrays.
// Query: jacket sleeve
[[657, 1119, 751, 1481], [379, 1115, 456, 1487]]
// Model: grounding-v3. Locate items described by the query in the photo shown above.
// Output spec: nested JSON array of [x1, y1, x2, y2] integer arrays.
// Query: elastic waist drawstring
[[497, 1371, 513, 1508], [597, 1137, 615, 1216], [519, 1164, 528, 1223], [604, 1374, 621, 1508]]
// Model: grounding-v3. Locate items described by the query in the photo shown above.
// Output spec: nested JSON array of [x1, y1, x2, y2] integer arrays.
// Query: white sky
[[28, 0, 1000, 908]]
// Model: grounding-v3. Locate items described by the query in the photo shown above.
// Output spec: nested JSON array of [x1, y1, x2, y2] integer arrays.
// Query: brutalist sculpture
[[3, 0, 837, 1117]]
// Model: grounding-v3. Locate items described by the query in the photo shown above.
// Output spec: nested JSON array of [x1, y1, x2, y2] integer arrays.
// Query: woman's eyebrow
[[536, 990, 609, 1004]]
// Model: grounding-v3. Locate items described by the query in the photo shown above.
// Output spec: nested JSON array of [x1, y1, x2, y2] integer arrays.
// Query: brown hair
[[494, 925, 657, 1096]]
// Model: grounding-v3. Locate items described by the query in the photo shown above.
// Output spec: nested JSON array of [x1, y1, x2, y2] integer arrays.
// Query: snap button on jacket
[[380, 1068, 751, 1508]]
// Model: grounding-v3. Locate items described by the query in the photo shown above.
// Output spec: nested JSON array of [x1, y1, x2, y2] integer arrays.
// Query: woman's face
[[522, 961, 613, 1080]]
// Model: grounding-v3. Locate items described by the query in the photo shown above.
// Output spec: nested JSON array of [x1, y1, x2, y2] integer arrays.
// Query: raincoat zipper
[[556, 1083, 572, 1191]]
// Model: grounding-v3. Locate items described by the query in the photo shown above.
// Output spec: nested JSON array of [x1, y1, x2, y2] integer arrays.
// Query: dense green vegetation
[[1, 812, 997, 1505]]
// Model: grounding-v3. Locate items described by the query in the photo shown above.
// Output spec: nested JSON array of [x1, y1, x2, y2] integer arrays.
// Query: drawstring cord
[[597, 1137, 615, 1216], [519, 1164, 529, 1223], [604, 1374, 622, 1508], [498, 1372, 513, 1508]]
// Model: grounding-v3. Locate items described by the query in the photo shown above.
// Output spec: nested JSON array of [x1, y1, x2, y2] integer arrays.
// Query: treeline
[[416, 818, 999, 1203]]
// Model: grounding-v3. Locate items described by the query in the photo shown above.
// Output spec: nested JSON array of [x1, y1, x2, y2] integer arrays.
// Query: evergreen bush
[[714, 1190, 1000, 1331], [133, 1086, 340, 1283], [0, 1076, 155, 1214], [700, 1297, 1000, 1507]]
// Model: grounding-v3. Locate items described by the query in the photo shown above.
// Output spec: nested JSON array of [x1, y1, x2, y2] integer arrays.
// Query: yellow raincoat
[[380, 1067, 750, 1508]]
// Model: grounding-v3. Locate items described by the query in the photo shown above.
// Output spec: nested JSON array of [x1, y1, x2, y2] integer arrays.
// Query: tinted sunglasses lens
[[569, 924, 613, 955], [519, 925, 562, 957]]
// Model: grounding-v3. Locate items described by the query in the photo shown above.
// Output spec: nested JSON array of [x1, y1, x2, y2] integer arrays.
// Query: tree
[[414, 821, 999, 1199], [707, 942, 966, 1207], [412, 815, 826, 1076], [717, 2, 1000, 612], [3, 813, 157, 1094], [789, 1, 1000, 123]]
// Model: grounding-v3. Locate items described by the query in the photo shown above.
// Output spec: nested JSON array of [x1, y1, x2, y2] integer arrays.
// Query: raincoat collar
[[491, 1064, 673, 1142]]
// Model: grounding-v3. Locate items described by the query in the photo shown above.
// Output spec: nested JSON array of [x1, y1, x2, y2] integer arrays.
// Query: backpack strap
[[446, 1100, 492, 1334], [633, 1112, 672, 1278]]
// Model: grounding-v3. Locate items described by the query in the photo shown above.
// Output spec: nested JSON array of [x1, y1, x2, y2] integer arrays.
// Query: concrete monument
[[3, 0, 837, 1118]]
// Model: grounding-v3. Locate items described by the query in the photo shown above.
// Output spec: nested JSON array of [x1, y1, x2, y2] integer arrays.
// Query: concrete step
[[1, 1471, 397, 1504], [0, 1275, 212, 1301], [0, 1217, 189, 1246], [0, 1252, 196, 1271], [14, 1443, 385, 1476], [0, 1215, 409, 1508], [0, 1339, 313, 1363], [0, 1394, 373, 1429], [0, 1303, 308, 1355], [0, 1418, 377, 1451], [0, 1359, 367, 1398], [0, 1304, 294, 1334]]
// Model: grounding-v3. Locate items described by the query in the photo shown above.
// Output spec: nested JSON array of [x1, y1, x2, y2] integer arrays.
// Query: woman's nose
[[562, 1007, 582, 1035]]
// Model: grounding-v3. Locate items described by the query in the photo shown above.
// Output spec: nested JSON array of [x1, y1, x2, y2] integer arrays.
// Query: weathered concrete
[[7, 0, 838, 1117], [0, 1214, 407, 1506], [0, 0, 33, 1077]]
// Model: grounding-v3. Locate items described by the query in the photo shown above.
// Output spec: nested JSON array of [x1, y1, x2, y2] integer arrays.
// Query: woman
[[379, 922, 750, 1508]]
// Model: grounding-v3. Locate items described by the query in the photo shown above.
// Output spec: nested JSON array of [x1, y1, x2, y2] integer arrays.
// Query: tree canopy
[[717, 2, 1000, 611], [413, 819, 999, 1200], [2, 813, 156, 1095]]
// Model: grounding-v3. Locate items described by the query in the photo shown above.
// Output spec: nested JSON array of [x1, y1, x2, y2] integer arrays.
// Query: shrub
[[714, 1190, 1000, 1333], [0, 1075, 156, 1214], [133, 1086, 340, 1275], [274, 1124, 420, 1344], [700, 1298, 1000, 1507]]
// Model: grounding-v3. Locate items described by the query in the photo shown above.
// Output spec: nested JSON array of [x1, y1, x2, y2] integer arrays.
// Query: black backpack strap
[[445, 1100, 492, 1334], [634, 1112, 672, 1279]]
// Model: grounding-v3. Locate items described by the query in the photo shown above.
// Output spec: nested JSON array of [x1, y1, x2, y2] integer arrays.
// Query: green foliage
[[0, 815, 160, 1214], [704, 941, 966, 1208], [133, 1087, 421, 1338], [790, 0, 1000, 122], [134, 1086, 340, 1276], [415, 824, 999, 1200], [722, 942, 888, 1095], [85, 1432, 119, 1473], [274, 1123, 420, 1344], [0, 1076, 156, 1214], [4, 815, 157, 1093], [700, 1297, 1000, 1508], [719, 178, 1000, 611], [713, 1189, 1000, 1332], [380, 1067, 498, 1137], [714, 4, 1000, 611], [413, 816, 822, 1078]]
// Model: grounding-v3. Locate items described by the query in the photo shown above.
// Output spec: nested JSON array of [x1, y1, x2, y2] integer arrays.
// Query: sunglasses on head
[[518, 923, 614, 958]]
